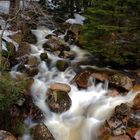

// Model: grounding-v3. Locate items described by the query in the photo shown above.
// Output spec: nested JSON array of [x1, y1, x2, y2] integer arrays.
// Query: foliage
[[79, 0, 140, 68], [0, 74, 25, 110]]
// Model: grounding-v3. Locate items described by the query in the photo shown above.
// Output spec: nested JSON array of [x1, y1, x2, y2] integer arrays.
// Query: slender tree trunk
[[9, 0, 20, 15]]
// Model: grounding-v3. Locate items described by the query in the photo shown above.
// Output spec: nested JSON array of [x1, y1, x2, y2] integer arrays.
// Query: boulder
[[92, 72, 108, 81], [47, 82, 71, 113], [56, 60, 69, 71], [28, 56, 38, 66], [74, 71, 91, 89], [133, 93, 140, 110], [50, 83, 71, 93], [43, 36, 70, 52], [107, 135, 131, 140], [17, 42, 30, 57], [0, 130, 17, 140], [134, 129, 140, 140], [40, 53, 48, 62], [109, 74, 133, 91], [32, 123, 54, 140]]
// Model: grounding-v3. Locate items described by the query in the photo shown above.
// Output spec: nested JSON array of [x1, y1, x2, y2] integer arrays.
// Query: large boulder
[[32, 123, 54, 140], [46, 83, 71, 113], [43, 36, 70, 52]]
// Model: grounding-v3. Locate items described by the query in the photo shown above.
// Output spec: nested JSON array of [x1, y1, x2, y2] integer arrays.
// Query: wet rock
[[62, 51, 75, 59], [128, 109, 140, 127], [23, 30, 37, 44], [50, 83, 71, 93], [133, 93, 140, 110], [114, 103, 129, 117], [56, 60, 69, 71], [17, 65, 38, 77], [107, 135, 131, 140], [40, 53, 48, 62], [126, 128, 139, 139], [134, 129, 140, 140], [74, 71, 91, 89], [32, 123, 54, 140], [43, 36, 70, 52], [23, 96, 44, 122], [46, 90, 71, 113], [28, 56, 38, 66], [109, 74, 133, 91], [106, 103, 130, 136], [92, 72, 108, 81], [132, 84, 140, 93], [17, 42, 30, 57], [64, 30, 76, 44], [0, 130, 17, 140]]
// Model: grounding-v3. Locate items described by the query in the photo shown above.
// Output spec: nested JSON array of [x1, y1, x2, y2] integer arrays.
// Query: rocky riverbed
[[0, 3, 140, 140]]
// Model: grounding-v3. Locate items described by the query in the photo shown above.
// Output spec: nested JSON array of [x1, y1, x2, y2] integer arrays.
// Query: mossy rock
[[56, 60, 69, 71]]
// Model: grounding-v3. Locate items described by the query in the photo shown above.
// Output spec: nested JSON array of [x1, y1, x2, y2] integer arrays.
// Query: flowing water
[[17, 26, 136, 140]]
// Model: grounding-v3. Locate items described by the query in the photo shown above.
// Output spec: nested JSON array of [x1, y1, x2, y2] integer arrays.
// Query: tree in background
[[9, 0, 20, 15], [79, 0, 140, 68]]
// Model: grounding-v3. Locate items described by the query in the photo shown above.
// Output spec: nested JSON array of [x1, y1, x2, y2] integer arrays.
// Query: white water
[[25, 27, 137, 140], [9, 26, 138, 140]]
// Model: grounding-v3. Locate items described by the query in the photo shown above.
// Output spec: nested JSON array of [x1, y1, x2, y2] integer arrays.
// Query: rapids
[[11, 26, 137, 140]]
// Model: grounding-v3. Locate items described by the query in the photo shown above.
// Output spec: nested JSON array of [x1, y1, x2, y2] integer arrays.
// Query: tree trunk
[[9, 0, 20, 15]]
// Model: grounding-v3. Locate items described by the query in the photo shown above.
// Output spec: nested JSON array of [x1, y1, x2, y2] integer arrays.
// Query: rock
[[127, 128, 139, 139], [134, 129, 140, 140], [106, 103, 130, 136], [23, 96, 44, 122], [26, 66, 39, 77], [46, 90, 71, 113], [132, 84, 140, 93], [128, 109, 140, 127], [64, 30, 76, 44], [40, 53, 48, 62], [62, 51, 75, 59], [56, 60, 69, 71], [28, 56, 38, 66], [114, 103, 129, 117], [43, 36, 70, 52], [109, 74, 133, 91], [50, 83, 71, 93], [107, 89, 119, 97], [107, 135, 131, 140], [32, 123, 54, 140], [133, 93, 140, 110], [74, 71, 91, 89], [17, 42, 30, 57], [92, 72, 108, 81], [0, 130, 17, 140]]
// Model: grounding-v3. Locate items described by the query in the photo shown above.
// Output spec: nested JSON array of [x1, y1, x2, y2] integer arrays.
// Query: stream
[[15, 26, 136, 140]]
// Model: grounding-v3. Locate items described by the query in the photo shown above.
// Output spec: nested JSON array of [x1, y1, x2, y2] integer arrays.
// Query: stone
[[17, 42, 30, 57], [74, 71, 91, 89], [133, 93, 140, 110], [0, 130, 17, 140], [56, 60, 69, 71], [50, 83, 71, 93], [26, 66, 39, 77], [109, 74, 133, 91], [46, 90, 72, 113], [92, 72, 108, 81], [32, 123, 54, 140], [28, 56, 38, 66], [108, 135, 131, 140], [40, 53, 48, 62], [132, 84, 140, 93], [107, 89, 119, 97], [43, 36, 70, 52], [134, 129, 140, 140]]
